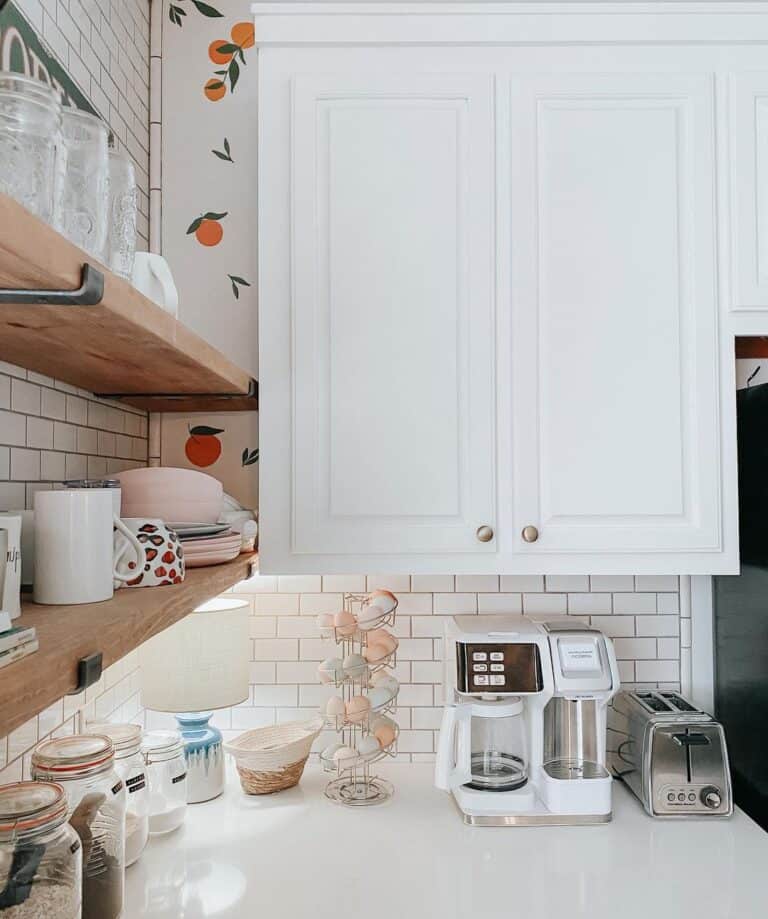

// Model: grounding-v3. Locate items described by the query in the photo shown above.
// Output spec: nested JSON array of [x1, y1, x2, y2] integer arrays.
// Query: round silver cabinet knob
[[701, 787, 722, 810], [476, 525, 494, 543], [521, 525, 539, 543]]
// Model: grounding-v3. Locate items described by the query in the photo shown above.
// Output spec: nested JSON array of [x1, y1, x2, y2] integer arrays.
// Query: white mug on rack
[[33, 489, 147, 605]]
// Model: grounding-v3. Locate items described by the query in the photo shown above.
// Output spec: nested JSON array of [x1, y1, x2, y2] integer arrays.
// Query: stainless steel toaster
[[607, 690, 733, 817]]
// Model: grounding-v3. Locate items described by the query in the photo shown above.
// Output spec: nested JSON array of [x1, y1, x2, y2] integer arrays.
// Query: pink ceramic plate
[[184, 545, 242, 568]]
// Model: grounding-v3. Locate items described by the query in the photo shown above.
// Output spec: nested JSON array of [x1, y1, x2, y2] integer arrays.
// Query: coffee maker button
[[490, 664, 504, 672], [473, 652, 488, 662], [490, 652, 504, 662], [667, 792, 676, 802], [490, 675, 505, 686], [474, 675, 489, 686], [473, 664, 488, 672]]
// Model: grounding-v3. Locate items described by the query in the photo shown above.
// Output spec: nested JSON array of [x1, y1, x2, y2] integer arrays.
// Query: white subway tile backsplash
[[500, 575, 544, 592], [412, 575, 454, 592], [523, 593, 567, 614], [0, 447, 8, 480], [657, 593, 680, 614], [589, 576, 635, 592], [546, 575, 589, 592], [0, 410, 27, 446], [11, 379, 41, 415], [567, 592, 612, 614], [636, 660, 680, 682], [613, 593, 657, 614], [613, 637, 657, 660], [635, 615, 679, 637], [634, 576, 679, 591], [477, 593, 522, 614], [433, 593, 477, 614], [455, 575, 499, 592], [0, 377, 10, 410]]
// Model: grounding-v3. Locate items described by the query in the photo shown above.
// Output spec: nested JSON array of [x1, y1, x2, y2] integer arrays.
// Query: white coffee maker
[[435, 615, 620, 825]]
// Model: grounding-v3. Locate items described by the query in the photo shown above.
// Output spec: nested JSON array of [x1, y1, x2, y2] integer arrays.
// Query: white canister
[[33, 489, 145, 605], [0, 514, 22, 618]]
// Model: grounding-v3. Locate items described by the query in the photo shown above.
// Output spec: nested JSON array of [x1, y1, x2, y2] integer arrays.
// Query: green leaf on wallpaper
[[186, 217, 203, 234], [190, 425, 225, 436], [242, 448, 259, 467], [228, 275, 251, 299], [190, 0, 223, 17], [212, 138, 234, 163], [203, 211, 228, 220], [215, 43, 240, 55], [229, 59, 240, 92]]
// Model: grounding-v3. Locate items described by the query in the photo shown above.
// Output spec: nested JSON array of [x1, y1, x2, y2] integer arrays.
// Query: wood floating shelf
[[0, 552, 257, 739], [0, 193, 257, 413]]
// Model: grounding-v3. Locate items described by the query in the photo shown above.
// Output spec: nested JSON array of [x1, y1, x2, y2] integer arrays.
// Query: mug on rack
[[33, 489, 146, 605], [114, 518, 184, 588]]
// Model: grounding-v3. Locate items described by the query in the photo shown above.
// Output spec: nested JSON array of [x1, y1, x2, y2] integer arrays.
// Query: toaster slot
[[659, 692, 699, 713], [635, 691, 674, 713]]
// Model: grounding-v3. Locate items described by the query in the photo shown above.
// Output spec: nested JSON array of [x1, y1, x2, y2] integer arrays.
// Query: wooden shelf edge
[[0, 194, 257, 411], [0, 552, 258, 739]]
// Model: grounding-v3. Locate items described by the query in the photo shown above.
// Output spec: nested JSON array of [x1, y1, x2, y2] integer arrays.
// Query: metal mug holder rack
[[318, 592, 400, 807]]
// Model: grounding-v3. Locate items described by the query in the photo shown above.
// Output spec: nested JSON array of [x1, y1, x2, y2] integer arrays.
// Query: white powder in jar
[[125, 812, 149, 867], [0, 883, 80, 918], [148, 805, 185, 835]]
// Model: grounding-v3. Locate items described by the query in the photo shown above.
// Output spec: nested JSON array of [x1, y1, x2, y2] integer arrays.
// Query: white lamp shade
[[140, 598, 250, 712]]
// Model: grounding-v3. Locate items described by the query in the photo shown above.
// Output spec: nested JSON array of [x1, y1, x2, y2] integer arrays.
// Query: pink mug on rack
[[114, 518, 184, 588]]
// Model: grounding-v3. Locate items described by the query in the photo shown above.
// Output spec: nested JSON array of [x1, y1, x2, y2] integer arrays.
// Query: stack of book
[[0, 610, 38, 669]]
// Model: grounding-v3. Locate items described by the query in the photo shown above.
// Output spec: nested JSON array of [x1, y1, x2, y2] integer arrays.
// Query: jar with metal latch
[[31, 735, 126, 919], [86, 723, 148, 867], [141, 731, 187, 835], [0, 781, 82, 918]]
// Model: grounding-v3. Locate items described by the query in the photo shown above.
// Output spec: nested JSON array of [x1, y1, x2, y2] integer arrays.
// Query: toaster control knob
[[701, 787, 722, 810]]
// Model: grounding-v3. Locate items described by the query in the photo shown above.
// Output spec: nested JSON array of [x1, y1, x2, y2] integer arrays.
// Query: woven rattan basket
[[224, 718, 324, 795]]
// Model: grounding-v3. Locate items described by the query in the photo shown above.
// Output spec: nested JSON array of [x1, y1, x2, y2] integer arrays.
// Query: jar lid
[[62, 478, 120, 488], [0, 71, 60, 106], [0, 782, 68, 837], [85, 722, 142, 757], [32, 734, 114, 776], [141, 730, 184, 761], [61, 107, 107, 130]]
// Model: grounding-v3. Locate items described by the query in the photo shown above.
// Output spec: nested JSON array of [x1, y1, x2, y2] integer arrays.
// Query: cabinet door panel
[[291, 74, 495, 555], [729, 72, 768, 313], [510, 73, 723, 554]]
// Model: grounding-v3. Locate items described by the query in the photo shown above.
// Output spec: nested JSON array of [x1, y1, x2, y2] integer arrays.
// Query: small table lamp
[[139, 597, 249, 803]]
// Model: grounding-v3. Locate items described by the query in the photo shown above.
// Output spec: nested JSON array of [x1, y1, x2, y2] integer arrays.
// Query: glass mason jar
[[86, 724, 148, 868], [31, 735, 126, 919], [141, 731, 187, 835], [56, 109, 109, 261], [0, 71, 62, 224], [0, 781, 82, 919], [106, 150, 137, 279]]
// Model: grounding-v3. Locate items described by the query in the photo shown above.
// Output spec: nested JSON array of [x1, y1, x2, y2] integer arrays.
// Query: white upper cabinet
[[510, 71, 724, 560], [729, 72, 768, 328], [255, 3, 744, 574]]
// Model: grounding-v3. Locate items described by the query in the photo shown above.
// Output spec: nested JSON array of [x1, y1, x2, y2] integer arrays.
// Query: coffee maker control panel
[[456, 643, 543, 694]]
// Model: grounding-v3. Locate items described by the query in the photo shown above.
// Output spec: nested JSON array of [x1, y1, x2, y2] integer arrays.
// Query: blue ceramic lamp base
[[175, 712, 225, 804]]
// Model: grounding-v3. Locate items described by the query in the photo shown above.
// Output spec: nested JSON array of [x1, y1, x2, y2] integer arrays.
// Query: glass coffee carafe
[[466, 698, 528, 791]]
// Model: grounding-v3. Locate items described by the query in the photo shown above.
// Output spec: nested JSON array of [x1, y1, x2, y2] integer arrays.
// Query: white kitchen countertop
[[124, 763, 768, 919]]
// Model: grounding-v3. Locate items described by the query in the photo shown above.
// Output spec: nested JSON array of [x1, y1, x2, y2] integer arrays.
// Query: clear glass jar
[[86, 724, 148, 868], [55, 109, 109, 260], [31, 735, 126, 919], [0, 71, 62, 224], [106, 150, 137, 279], [141, 731, 187, 835], [0, 781, 82, 918]]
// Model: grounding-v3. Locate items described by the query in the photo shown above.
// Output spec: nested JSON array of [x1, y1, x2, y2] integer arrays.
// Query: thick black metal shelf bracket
[[95, 378, 259, 404], [0, 263, 104, 306], [68, 652, 103, 695]]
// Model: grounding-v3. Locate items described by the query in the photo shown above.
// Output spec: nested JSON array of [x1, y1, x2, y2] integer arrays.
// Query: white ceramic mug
[[114, 518, 185, 588], [0, 514, 22, 617], [131, 253, 179, 317], [33, 489, 147, 605]]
